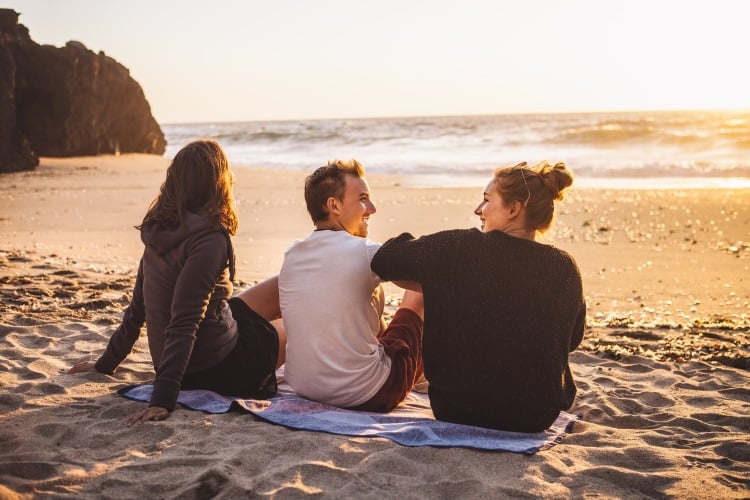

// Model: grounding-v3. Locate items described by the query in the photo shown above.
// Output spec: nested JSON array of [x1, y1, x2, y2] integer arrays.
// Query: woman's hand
[[68, 360, 98, 374], [124, 406, 170, 426]]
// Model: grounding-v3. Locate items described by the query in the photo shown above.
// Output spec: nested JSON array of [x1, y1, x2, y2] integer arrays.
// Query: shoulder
[[547, 244, 579, 267], [385, 228, 479, 245], [189, 227, 230, 246], [332, 231, 380, 251], [364, 237, 382, 251], [186, 228, 231, 262], [364, 238, 382, 262], [543, 245, 583, 283], [422, 228, 483, 248]]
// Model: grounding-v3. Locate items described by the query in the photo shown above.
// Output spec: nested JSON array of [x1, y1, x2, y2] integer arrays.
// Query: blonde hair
[[493, 161, 573, 233]]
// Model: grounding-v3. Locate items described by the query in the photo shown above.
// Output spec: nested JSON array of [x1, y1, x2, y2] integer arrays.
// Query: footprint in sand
[[690, 412, 750, 432], [32, 423, 74, 447], [717, 386, 750, 401], [18, 369, 46, 381], [51, 269, 79, 277], [0, 461, 57, 480], [14, 359, 59, 381], [7, 254, 33, 263], [685, 449, 748, 489], [714, 442, 750, 462], [173, 469, 231, 498], [0, 393, 25, 412], [0, 433, 21, 453], [684, 396, 716, 408], [83, 419, 174, 452], [39, 382, 67, 395]]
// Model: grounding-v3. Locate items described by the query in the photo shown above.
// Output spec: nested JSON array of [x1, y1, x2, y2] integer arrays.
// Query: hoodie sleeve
[[95, 260, 146, 374], [148, 231, 231, 411]]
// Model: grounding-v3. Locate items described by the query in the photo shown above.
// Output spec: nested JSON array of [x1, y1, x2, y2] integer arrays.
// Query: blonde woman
[[372, 161, 585, 432]]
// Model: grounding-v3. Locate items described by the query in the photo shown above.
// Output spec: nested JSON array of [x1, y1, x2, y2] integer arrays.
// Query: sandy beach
[[1, 155, 749, 498]]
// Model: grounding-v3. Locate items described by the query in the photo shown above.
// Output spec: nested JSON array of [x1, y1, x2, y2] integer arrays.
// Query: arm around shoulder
[[371, 232, 422, 282]]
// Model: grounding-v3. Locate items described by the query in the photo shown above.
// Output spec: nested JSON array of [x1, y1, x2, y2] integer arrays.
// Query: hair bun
[[537, 161, 573, 201]]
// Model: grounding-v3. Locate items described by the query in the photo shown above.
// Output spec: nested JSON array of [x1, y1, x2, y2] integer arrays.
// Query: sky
[[8, 0, 750, 124]]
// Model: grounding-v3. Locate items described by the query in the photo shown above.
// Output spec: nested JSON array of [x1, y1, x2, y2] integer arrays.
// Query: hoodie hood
[[140, 212, 218, 254], [140, 212, 236, 280]]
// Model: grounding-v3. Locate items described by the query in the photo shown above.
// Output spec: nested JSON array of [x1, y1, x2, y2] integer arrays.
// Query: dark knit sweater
[[371, 229, 585, 432], [94, 212, 238, 411]]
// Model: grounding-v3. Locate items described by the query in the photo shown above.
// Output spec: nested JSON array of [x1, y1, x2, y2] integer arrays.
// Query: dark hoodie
[[95, 212, 238, 411]]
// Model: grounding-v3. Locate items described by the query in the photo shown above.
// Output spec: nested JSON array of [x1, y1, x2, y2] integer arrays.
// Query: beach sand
[[1, 155, 749, 498]]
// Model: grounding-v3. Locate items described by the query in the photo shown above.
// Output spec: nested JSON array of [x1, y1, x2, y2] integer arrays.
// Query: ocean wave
[[162, 110, 750, 185], [550, 122, 655, 144], [571, 161, 750, 178], [547, 119, 750, 150]]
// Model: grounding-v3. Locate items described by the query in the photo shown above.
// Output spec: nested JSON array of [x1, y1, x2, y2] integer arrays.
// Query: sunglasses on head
[[512, 162, 531, 207]]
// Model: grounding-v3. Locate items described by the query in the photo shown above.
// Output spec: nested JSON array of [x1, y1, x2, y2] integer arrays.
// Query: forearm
[[393, 280, 422, 293], [95, 263, 146, 373]]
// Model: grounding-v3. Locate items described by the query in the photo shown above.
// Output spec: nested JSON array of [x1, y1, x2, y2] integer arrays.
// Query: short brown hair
[[304, 159, 365, 222], [493, 161, 573, 233]]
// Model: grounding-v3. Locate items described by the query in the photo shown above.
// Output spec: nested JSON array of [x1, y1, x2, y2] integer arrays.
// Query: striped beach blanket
[[118, 382, 578, 454]]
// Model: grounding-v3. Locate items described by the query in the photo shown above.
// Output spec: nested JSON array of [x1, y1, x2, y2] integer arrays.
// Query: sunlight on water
[[163, 110, 750, 189], [573, 177, 750, 190]]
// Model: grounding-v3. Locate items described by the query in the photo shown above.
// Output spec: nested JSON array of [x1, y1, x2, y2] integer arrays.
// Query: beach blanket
[[118, 384, 578, 454]]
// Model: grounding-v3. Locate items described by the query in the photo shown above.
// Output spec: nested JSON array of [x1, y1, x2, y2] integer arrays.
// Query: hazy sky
[[9, 0, 749, 124]]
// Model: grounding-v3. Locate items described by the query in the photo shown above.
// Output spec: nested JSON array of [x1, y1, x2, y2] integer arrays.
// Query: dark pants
[[181, 298, 279, 399], [351, 308, 424, 413]]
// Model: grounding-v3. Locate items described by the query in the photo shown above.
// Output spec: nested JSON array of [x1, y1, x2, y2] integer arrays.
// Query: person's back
[[372, 161, 585, 432], [373, 227, 584, 431], [69, 140, 283, 425], [280, 230, 390, 407], [278, 159, 424, 412]]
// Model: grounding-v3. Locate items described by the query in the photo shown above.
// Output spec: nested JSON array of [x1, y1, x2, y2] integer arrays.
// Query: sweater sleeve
[[370, 232, 426, 282], [149, 232, 230, 411], [94, 260, 146, 374], [570, 299, 586, 352]]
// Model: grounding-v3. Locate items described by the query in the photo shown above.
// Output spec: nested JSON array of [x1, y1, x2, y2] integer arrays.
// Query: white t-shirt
[[279, 230, 390, 407]]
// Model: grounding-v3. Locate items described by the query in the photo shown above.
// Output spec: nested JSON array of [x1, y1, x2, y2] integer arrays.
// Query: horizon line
[[159, 107, 750, 127]]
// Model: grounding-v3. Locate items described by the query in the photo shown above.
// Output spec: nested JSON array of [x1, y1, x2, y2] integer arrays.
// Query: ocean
[[162, 110, 750, 188]]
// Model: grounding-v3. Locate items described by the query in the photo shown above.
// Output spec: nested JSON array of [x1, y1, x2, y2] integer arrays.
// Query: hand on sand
[[68, 360, 98, 374], [125, 406, 170, 426]]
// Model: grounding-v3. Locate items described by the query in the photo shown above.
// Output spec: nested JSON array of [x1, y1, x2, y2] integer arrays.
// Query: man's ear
[[326, 197, 340, 215]]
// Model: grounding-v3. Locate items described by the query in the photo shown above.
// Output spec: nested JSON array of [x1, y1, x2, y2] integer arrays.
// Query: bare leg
[[237, 275, 281, 321], [271, 319, 286, 368]]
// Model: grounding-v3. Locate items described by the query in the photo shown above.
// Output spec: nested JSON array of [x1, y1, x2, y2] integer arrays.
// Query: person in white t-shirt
[[278, 159, 424, 412]]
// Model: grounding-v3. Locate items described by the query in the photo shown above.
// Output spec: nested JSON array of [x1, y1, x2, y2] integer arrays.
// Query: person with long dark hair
[[69, 140, 285, 425]]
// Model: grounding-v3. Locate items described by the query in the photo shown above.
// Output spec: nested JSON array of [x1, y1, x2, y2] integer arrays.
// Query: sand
[[1, 155, 749, 498]]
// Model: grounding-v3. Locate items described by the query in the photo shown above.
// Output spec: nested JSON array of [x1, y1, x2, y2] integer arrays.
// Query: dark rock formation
[[0, 10, 37, 172], [0, 9, 166, 173]]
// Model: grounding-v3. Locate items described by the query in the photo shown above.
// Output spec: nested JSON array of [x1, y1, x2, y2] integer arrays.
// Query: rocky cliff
[[0, 9, 166, 173]]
